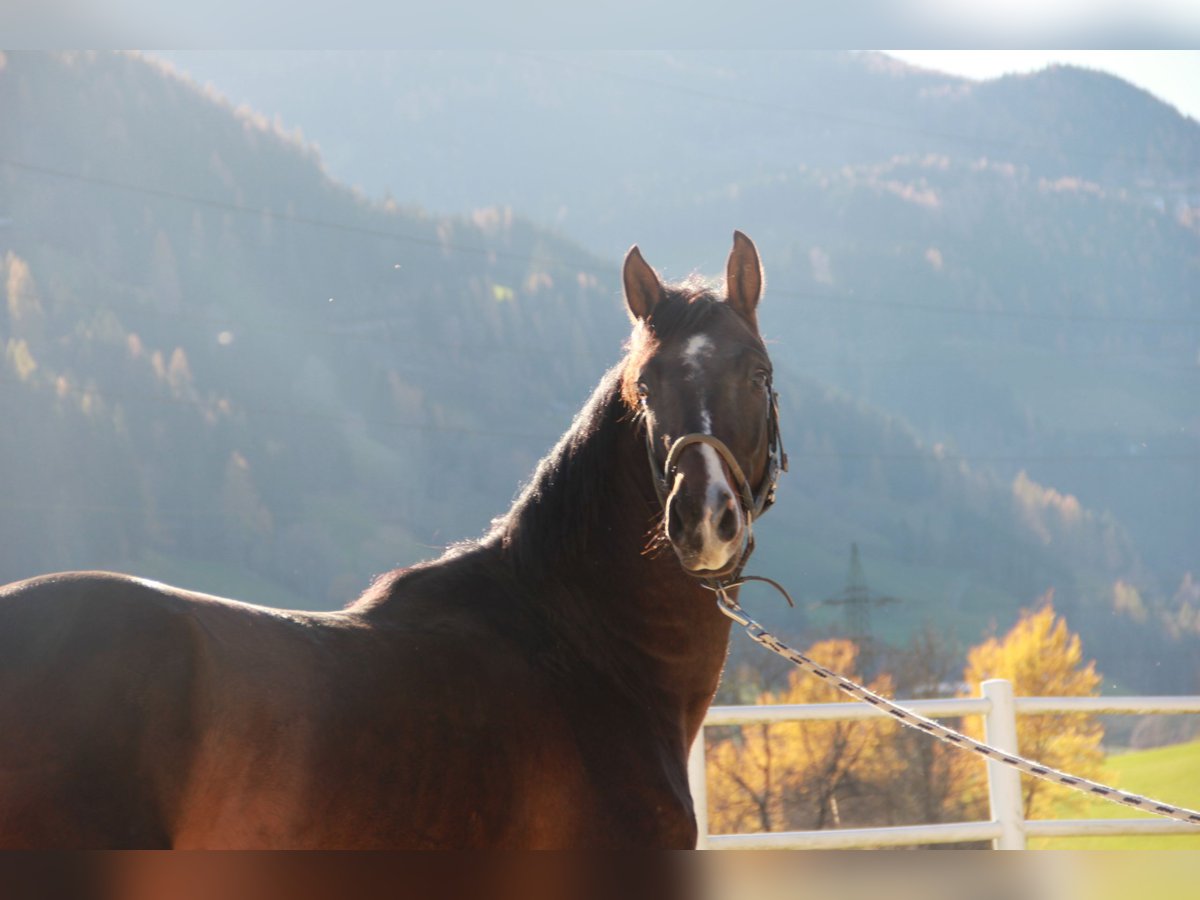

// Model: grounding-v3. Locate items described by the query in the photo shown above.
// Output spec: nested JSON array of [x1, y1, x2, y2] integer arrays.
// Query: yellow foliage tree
[[883, 624, 988, 827], [706, 639, 899, 834], [962, 594, 1105, 818], [5, 252, 44, 335]]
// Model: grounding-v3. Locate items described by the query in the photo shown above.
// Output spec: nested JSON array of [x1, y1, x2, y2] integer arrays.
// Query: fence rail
[[688, 680, 1200, 849]]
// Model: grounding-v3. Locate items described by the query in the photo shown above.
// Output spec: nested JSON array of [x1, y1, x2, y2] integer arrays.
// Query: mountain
[[151, 52, 1199, 542], [0, 50, 622, 604], [0, 51, 1193, 693], [154, 50, 1200, 649], [155, 52, 1200, 244]]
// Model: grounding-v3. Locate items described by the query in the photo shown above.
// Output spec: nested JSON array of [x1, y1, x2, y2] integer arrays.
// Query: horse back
[[0, 570, 698, 848]]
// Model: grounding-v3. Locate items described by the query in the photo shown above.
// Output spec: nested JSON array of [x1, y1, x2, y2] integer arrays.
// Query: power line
[[0, 157, 617, 277], [512, 52, 1200, 172], [3, 376, 1196, 466], [0, 498, 441, 531], [0, 375, 562, 443], [795, 450, 1200, 464], [768, 286, 1200, 327], [4, 230, 1196, 336], [794, 356, 1199, 373], [4, 156, 1198, 327], [0, 499, 223, 519], [8, 283, 1199, 366], [5, 286, 576, 359]]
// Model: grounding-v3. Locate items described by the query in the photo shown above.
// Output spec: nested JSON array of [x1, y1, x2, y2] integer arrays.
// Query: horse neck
[[498, 372, 732, 741]]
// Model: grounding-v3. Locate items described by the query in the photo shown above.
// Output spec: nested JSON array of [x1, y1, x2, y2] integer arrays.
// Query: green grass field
[[1030, 738, 1200, 849]]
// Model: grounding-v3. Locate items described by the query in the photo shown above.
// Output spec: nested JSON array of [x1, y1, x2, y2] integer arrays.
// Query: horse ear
[[623, 245, 663, 322], [726, 230, 763, 327]]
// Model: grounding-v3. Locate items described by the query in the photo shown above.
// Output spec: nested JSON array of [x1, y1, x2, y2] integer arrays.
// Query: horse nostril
[[716, 502, 740, 543]]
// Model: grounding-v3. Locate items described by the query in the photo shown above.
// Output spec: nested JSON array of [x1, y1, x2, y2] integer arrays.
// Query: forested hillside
[[159, 50, 1200, 587], [159, 51, 1200, 240], [0, 51, 621, 607], [155, 51, 1199, 692], [1, 52, 1195, 693]]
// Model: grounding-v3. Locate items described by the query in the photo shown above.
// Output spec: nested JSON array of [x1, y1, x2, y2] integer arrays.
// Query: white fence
[[688, 679, 1200, 849]]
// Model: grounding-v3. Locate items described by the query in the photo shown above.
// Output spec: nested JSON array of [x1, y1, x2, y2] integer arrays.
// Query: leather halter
[[644, 387, 787, 583]]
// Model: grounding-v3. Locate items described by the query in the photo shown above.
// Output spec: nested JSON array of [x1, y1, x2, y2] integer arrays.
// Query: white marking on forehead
[[701, 444, 725, 497], [682, 335, 714, 378], [698, 439, 745, 570], [695, 379, 737, 547], [678, 331, 740, 563]]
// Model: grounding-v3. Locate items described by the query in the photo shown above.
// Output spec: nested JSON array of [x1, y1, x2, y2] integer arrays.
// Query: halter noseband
[[644, 388, 787, 584]]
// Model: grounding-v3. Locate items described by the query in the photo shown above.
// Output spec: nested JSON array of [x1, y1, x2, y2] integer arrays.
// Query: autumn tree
[[706, 639, 899, 834], [961, 594, 1106, 819], [882, 624, 985, 827], [5, 252, 45, 344]]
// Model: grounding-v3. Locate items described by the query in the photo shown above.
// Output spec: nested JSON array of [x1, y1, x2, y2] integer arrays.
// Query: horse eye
[[752, 370, 770, 389], [636, 381, 650, 400]]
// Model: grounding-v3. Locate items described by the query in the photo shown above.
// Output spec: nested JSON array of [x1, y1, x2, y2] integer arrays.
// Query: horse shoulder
[[560, 699, 700, 849], [324, 614, 598, 848]]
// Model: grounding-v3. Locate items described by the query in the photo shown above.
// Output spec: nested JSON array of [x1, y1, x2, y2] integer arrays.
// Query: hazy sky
[[887, 51, 1200, 121]]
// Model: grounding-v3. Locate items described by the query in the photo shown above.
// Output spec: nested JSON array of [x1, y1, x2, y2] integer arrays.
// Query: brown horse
[[0, 232, 783, 849]]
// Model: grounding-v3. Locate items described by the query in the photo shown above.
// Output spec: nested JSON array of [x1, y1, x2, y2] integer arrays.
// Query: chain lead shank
[[709, 583, 1200, 829]]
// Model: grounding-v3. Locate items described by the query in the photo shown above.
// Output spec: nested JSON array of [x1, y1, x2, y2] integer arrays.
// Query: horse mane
[[354, 282, 738, 613], [494, 281, 740, 583], [484, 365, 633, 578]]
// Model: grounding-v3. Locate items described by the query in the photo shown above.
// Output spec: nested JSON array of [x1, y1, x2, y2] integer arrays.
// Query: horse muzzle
[[664, 455, 749, 577]]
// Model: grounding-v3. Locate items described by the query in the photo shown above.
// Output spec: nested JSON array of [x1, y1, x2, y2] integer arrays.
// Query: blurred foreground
[[6, 851, 1199, 900]]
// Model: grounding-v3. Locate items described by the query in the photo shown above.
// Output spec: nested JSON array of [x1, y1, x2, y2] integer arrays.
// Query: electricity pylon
[[821, 543, 900, 647]]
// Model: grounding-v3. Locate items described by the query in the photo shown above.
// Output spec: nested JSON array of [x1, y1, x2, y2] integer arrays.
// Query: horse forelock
[[620, 282, 763, 409]]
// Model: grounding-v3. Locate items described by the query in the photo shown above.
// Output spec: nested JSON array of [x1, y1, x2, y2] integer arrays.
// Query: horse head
[[622, 231, 784, 581]]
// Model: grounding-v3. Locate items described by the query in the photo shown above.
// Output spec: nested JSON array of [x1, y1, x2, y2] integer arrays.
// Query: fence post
[[687, 731, 710, 849], [982, 678, 1026, 849]]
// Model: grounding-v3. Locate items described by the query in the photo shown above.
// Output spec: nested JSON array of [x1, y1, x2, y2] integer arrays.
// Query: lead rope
[[706, 579, 1200, 828]]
